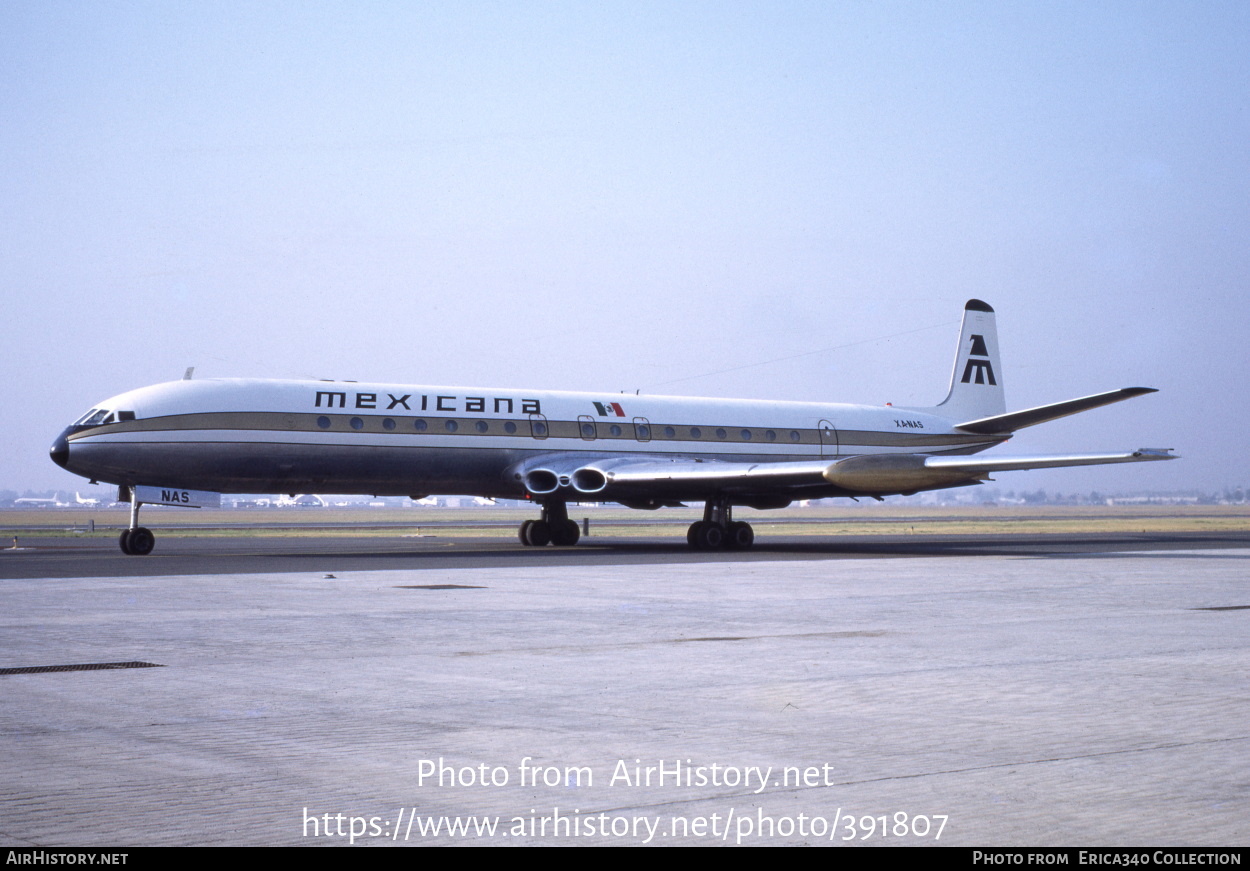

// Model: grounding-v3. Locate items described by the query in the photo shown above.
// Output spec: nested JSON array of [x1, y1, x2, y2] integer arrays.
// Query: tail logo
[[960, 334, 997, 385]]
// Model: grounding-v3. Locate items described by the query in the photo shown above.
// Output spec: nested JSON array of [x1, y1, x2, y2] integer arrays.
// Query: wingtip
[[1132, 448, 1178, 460]]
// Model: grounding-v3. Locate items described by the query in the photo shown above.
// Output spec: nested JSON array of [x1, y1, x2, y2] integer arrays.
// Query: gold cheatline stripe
[[70, 411, 1005, 451]]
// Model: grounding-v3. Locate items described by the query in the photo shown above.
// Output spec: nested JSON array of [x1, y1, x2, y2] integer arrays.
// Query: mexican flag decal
[[592, 401, 626, 417]]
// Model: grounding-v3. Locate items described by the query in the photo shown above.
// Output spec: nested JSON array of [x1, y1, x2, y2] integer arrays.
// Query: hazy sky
[[3, 1, 1247, 494]]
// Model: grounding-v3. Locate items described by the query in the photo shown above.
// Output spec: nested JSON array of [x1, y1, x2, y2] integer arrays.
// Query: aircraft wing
[[594, 457, 832, 487], [518, 455, 834, 509], [519, 448, 1177, 504], [922, 449, 1176, 474]]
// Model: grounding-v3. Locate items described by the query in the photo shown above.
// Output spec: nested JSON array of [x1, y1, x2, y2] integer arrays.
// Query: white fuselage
[[54, 377, 1005, 501]]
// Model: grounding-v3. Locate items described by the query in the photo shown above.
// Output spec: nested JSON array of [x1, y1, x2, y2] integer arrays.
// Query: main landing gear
[[518, 500, 581, 547], [119, 487, 155, 555], [687, 497, 754, 550]]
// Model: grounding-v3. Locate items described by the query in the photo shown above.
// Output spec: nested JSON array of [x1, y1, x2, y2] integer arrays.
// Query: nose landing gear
[[119, 526, 155, 555], [118, 487, 155, 555]]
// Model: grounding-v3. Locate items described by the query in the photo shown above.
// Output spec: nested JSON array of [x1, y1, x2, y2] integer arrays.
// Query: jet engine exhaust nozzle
[[571, 467, 607, 494]]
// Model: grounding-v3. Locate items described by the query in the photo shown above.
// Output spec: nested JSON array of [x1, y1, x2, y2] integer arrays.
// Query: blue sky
[[3, 1, 1247, 493]]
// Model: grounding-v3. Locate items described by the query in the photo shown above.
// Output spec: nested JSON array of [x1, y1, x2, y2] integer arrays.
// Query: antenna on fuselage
[[183, 367, 195, 381]]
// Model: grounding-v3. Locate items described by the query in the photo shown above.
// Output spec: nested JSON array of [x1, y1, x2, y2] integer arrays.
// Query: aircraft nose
[[49, 429, 70, 469]]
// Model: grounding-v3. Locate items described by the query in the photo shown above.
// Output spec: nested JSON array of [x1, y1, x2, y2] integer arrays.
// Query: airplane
[[12, 496, 64, 507], [49, 300, 1174, 555], [272, 493, 329, 507]]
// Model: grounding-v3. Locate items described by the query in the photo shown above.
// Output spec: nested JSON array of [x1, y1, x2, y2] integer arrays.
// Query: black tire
[[519, 519, 534, 546], [127, 527, 155, 556], [687, 521, 705, 549], [119, 530, 133, 555], [550, 520, 580, 546], [525, 519, 551, 547], [726, 521, 755, 550], [697, 522, 725, 550]]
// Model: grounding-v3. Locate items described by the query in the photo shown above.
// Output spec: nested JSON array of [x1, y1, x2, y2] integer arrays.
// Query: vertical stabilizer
[[923, 299, 1006, 422]]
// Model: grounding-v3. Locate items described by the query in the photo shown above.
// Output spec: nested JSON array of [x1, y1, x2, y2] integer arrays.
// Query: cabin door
[[818, 419, 839, 457]]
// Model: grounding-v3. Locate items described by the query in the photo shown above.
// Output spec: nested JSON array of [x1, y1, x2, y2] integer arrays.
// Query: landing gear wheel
[[524, 519, 551, 547], [119, 529, 133, 555], [519, 519, 534, 545], [725, 521, 755, 550], [123, 527, 155, 556], [687, 521, 702, 548], [695, 522, 725, 551], [700, 523, 725, 550], [550, 519, 580, 546]]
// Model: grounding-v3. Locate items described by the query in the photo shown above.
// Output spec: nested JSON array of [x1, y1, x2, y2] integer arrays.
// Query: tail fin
[[919, 299, 1006, 422]]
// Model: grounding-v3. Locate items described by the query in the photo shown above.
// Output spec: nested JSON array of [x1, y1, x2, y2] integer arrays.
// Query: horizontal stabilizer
[[955, 388, 1158, 434]]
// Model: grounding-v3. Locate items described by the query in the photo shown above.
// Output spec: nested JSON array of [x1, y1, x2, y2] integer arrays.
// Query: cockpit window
[[78, 409, 111, 427], [73, 408, 135, 427]]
